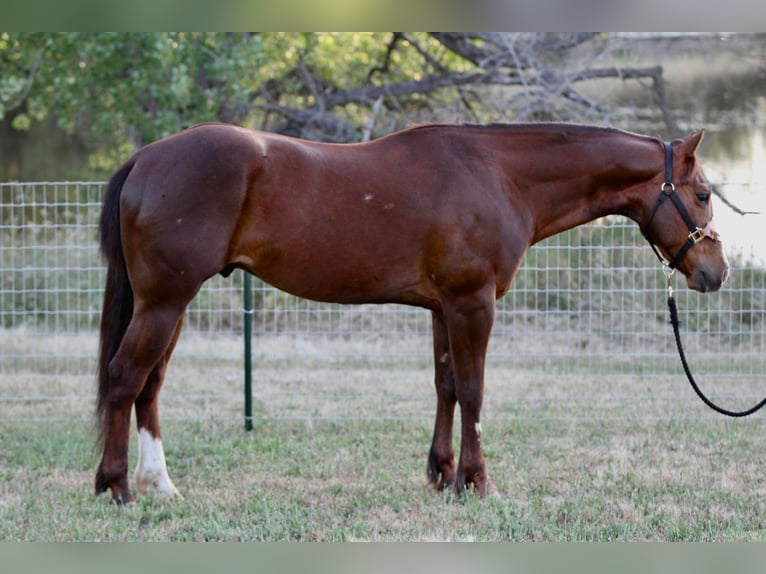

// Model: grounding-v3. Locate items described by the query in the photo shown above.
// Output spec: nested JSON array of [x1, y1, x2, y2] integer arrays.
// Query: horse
[[94, 122, 729, 504]]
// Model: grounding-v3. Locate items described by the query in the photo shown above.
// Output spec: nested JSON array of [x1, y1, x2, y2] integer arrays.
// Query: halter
[[640, 140, 719, 275]]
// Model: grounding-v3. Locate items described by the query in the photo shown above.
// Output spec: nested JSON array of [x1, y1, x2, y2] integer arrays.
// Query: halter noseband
[[640, 140, 719, 273]]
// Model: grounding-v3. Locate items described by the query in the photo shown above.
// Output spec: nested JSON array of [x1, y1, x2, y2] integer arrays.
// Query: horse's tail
[[94, 159, 136, 447]]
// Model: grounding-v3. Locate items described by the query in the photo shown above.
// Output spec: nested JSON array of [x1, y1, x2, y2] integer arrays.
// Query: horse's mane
[[402, 121, 660, 145]]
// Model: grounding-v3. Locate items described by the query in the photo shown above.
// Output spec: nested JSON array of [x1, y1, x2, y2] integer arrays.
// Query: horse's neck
[[509, 133, 661, 244]]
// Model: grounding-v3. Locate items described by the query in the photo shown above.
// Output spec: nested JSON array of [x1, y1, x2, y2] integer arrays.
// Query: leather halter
[[640, 140, 719, 271]]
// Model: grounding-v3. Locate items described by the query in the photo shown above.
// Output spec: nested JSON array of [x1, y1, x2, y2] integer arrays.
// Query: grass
[[2, 384, 765, 541]]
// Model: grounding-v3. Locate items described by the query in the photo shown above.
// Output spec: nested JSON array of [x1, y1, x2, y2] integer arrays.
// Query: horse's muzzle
[[686, 260, 730, 293]]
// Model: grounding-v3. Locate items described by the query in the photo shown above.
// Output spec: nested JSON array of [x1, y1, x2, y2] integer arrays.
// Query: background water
[[675, 51, 765, 265], [593, 35, 766, 263]]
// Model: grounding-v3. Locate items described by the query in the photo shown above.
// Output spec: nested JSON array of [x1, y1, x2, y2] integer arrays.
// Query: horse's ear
[[679, 129, 705, 157]]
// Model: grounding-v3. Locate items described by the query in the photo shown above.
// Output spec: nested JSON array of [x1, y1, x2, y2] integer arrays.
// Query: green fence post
[[243, 271, 254, 431]]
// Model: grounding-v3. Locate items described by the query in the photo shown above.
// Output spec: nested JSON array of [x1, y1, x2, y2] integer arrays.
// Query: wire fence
[[1, 181, 765, 427]]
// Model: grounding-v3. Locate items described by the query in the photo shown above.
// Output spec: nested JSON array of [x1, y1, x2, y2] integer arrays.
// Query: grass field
[[1, 333, 765, 542]]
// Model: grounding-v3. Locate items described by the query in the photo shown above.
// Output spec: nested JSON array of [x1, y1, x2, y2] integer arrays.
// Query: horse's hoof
[[479, 479, 499, 497], [453, 473, 497, 497], [110, 493, 136, 506]]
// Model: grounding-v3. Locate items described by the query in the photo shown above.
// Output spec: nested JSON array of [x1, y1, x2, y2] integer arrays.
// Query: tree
[[0, 32, 680, 175]]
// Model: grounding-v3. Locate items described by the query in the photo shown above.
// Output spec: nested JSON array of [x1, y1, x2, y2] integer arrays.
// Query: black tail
[[94, 160, 136, 448]]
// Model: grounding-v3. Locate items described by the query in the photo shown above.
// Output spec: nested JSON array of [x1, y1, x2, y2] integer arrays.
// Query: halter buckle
[[689, 227, 705, 244]]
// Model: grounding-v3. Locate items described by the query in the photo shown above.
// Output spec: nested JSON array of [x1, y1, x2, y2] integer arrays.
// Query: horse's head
[[640, 130, 730, 293]]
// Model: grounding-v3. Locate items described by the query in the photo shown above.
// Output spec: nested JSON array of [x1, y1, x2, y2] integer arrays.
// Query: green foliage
[[0, 36, 395, 158], [1, 33, 270, 146]]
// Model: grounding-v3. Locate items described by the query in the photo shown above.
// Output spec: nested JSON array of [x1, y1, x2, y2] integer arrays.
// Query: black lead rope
[[666, 281, 766, 417]]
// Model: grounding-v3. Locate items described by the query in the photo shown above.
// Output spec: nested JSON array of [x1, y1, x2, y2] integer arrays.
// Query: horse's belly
[[238, 239, 435, 307]]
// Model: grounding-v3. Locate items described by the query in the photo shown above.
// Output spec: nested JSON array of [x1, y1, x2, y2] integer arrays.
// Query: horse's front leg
[[442, 288, 497, 496], [427, 310, 457, 490]]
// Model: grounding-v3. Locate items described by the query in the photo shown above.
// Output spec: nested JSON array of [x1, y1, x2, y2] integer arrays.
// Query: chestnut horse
[[95, 122, 729, 504]]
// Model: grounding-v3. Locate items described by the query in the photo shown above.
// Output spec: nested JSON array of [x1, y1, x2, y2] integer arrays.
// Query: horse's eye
[[696, 193, 711, 204]]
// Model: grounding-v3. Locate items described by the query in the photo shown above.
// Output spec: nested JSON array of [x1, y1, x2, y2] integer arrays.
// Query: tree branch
[[255, 32, 683, 142], [365, 32, 405, 84], [712, 184, 761, 216]]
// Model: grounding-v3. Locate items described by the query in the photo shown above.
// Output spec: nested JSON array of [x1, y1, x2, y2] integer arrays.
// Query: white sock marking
[[134, 428, 180, 500]]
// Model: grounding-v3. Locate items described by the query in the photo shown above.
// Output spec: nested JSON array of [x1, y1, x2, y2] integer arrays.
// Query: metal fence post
[[243, 271, 254, 431]]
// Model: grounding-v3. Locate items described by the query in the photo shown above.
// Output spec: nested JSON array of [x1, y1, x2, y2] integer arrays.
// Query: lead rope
[[664, 269, 766, 417]]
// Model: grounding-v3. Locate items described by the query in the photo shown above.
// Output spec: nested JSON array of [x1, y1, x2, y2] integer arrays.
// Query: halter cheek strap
[[641, 141, 719, 272]]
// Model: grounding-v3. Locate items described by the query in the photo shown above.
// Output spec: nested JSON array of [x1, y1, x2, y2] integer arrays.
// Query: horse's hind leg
[[427, 310, 457, 490], [133, 314, 185, 500], [96, 303, 187, 505]]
